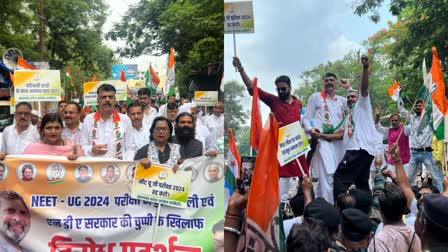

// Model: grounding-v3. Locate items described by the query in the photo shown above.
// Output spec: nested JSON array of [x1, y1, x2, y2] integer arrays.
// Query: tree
[[294, 51, 399, 120], [106, 0, 223, 97], [0, 0, 116, 99], [354, 0, 448, 93], [224, 80, 249, 150]]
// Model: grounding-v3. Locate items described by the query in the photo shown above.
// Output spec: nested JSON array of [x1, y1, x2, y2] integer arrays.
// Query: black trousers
[[333, 149, 374, 200]]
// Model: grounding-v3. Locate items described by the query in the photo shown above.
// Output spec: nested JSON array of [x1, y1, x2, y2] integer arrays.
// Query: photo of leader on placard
[[0, 190, 31, 251], [239, 156, 256, 192], [205, 162, 223, 182], [101, 164, 120, 184], [17, 163, 37, 182], [46, 162, 66, 184], [75, 164, 93, 183], [0, 162, 8, 181]]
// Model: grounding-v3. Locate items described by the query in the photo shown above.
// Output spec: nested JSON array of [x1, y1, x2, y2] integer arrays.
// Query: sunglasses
[[277, 87, 288, 92]]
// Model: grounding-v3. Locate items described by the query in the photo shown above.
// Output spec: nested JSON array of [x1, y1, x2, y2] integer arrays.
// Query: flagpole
[[233, 32, 237, 72], [151, 204, 162, 244]]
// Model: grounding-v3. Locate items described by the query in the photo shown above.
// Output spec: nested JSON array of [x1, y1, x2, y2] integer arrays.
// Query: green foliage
[[224, 80, 249, 151], [293, 51, 399, 120], [0, 0, 115, 100], [107, 0, 223, 97], [237, 126, 251, 157]]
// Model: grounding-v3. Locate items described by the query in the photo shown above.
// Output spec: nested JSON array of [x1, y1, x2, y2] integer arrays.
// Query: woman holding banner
[[134, 116, 182, 171], [22, 113, 84, 160]]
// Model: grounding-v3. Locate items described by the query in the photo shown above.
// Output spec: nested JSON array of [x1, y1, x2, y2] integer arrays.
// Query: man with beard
[[127, 101, 150, 149], [137, 88, 158, 127], [398, 97, 443, 191], [375, 108, 411, 176], [80, 84, 136, 160], [302, 73, 351, 204], [0, 102, 39, 158], [0, 190, 31, 252], [62, 102, 83, 143], [333, 55, 378, 200], [172, 112, 203, 159], [232, 57, 308, 197]]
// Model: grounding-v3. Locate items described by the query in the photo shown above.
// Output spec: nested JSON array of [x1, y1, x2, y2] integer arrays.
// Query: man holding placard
[[232, 57, 308, 197]]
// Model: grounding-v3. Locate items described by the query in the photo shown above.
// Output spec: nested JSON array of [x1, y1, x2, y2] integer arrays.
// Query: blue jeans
[[407, 150, 444, 192]]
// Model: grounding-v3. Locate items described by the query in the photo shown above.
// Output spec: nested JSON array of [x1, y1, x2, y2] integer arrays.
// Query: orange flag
[[17, 56, 37, 70], [92, 75, 97, 82], [430, 47, 448, 140], [9, 72, 14, 86], [241, 113, 280, 251], [119, 69, 126, 82], [250, 77, 262, 151]]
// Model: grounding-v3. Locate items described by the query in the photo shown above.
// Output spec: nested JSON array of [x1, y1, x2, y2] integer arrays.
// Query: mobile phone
[[239, 156, 256, 192]]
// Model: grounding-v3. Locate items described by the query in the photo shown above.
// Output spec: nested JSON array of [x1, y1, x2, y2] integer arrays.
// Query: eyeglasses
[[154, 127, 169, 132], [16, 112, 31, 117], [277, 87, 288, 92]]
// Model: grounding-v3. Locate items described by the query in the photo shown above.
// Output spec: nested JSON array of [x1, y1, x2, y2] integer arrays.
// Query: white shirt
[[62, 122, 83, 143], [343, 94, 378, 156], [1, 124, 39, 154], [195, 123, 212, 151], [130, 124, 150, 149], [283, 216, 303, 238], [205, 114, 224, 148], [303, 92, 347, 133], [157, 104, 168, 117], [80, 113, 136, 160], [0, 235, 29, 252], [143, 107, 157, 128]]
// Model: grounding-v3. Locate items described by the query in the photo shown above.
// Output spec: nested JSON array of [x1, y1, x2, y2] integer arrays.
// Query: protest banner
[[0, 155, 224, 251], [194, 91, 219, 106], [224, 1, 255, 34], [277, 121, 311, 166], [83, 80, 127, 105], [112, 64, 138, 80], [131, 163, 192, 208], [14, 70, 61, 102]]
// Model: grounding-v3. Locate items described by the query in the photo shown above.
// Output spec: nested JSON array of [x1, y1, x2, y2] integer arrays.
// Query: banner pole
[[152, 203, 162, 244], [233, 32, 238, 72]]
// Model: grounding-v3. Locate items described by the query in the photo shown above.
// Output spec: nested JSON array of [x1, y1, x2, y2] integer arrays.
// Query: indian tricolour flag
[[225, 128, 241, 210], [65, 68, 73, 86], [430, 47, 448, 140], [165, 47, 175, 97], [388, 80, 402, 101]]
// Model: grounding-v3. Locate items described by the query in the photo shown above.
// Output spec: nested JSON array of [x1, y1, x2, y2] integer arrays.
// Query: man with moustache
[[166, 102, 179, 130], [0, 190, 31, 252], [80, 84, 136, 160], [333, 55, 378, 200], [232, 57, 308, 197], [127, 101, 150, 149], [62, 102, 83, 143], [375, 108, 411, 176], [303, 73, 351, 204], [0, 102, 39, 158], [172, 112, 203, 159], [397, 96, 442, 191], [137, 88, 158, 127]]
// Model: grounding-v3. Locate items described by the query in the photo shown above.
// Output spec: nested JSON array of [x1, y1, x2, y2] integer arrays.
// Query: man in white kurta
[[205, 101, 224, 149], [302, 74, 349, 204], [80, 84, 136, 160], [1, 102, 39, 156], [62, 102, 83, 143]]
